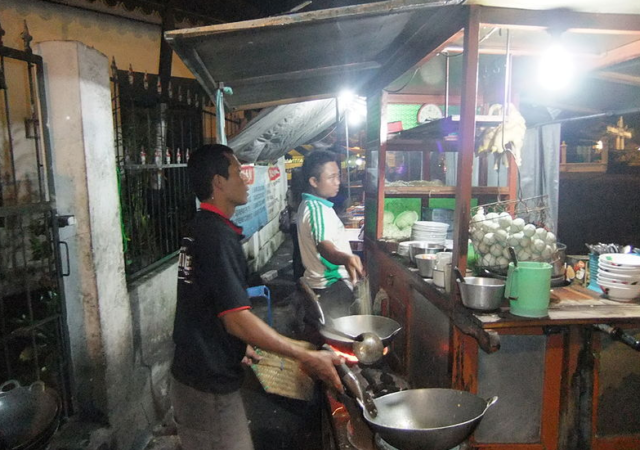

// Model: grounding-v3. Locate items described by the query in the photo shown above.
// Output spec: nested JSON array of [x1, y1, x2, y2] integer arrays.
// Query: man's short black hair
[[302, 150, 338, 190], [188, 144, 234, 201]]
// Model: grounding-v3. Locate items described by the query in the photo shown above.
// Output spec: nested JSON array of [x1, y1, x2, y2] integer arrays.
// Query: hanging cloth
[[215, 85, 234, 145]]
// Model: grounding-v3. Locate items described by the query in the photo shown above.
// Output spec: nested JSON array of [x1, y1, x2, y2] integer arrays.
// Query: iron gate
[[111, 60, 244, 279], [0, 21, 72, 415]]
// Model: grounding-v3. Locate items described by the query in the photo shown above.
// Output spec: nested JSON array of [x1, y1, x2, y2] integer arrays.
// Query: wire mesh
[[469, 195, 560, 275]]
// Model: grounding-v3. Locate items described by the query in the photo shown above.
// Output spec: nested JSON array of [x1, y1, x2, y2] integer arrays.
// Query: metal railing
[[111, 62, 244, 279]]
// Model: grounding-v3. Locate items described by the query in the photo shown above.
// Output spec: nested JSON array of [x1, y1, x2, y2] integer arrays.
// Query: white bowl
[[398, 240, 421, 257], [597, 263, 640, 275], [597, 271, 640, 283], [599, 253, 640, 268], [596, 274, 640, 286], [598, 283, 640, 302]]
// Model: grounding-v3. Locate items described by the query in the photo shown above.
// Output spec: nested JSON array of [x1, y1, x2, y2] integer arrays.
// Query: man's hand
[[298, 349, 344, 391], [241, 345, 262, 366], [345, 254, 364, 284], [318, 241, 365, 284]]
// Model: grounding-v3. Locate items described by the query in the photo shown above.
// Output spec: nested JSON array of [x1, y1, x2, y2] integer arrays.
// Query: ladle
[[454, 266, 466, 284], [322, 324, 384, 365], [508, 246, 518, 268]]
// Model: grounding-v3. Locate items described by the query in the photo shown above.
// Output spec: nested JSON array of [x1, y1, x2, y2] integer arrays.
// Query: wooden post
[[451, 6, 480, 286]]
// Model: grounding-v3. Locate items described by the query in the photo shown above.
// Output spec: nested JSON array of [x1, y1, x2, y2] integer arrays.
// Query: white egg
[[490, 243, 503, 257], [482, 254, 493, 266], [535, 228, 548, 241], [503, 247, 513, 259], [518, 249, 532, 261], [472, 230, 484, 243], [541, 245, 553, 259], [486, 212, 499, 223], [508, 232, 524, 247], [511, 218, 525, 232], [545, 232, 557, 245], [495, 229, 508, 243], [523, 224, 536, 237], [521, 236, 532, 248], [471, 213, 485, 225], [477, 243, 490, 254], [498, 212, 512, 230], [482, 232, 496, 245], [483, 221, 500, 233], [533, 238, 546, 253], [496, 256, 509, 268]]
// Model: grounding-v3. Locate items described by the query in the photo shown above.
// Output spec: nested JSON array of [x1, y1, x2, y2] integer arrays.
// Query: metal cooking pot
[[363, 389, 498, 450], [0, 380, 60, 450], [319, 315, 402, 351]]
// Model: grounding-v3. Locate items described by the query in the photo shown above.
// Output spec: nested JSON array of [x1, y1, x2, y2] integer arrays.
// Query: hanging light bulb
[[537, 43, 575, 91]]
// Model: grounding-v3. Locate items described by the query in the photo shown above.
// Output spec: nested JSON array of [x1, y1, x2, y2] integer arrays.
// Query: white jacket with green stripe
[[297, 193, 352, 290]]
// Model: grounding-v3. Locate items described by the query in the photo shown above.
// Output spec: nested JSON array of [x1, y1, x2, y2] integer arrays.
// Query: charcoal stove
[[323, 346, 410, 450]]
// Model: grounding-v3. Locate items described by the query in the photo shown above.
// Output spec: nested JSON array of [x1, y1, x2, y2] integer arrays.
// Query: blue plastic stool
[[246, 285, 272, 326]]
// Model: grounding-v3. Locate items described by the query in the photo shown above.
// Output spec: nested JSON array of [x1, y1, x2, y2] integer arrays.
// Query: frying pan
[[0, 380, 60, 450], [320, 315, 402, 350], [334, 364, 498, 450], [363, 389, 498, 450]]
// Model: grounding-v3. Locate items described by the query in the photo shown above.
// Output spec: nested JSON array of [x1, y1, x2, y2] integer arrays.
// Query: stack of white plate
[[597, 253, 640, 302], [411, 221, 449, 246]]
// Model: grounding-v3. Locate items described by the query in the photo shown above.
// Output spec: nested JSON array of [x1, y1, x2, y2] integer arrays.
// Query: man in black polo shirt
[[170, 144, 343, 450]]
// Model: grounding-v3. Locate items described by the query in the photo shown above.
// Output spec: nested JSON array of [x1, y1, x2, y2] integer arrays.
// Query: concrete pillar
[[35, 41, 134, 432]]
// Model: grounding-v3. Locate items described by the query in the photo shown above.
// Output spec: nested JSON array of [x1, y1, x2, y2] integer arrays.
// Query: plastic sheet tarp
[[229, 98, 342, 163]]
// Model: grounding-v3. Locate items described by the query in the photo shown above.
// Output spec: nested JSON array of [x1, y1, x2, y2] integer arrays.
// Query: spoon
[[508, 246, 518, 268], [454, 266, 466, 283], [322, 325, 384, 365]]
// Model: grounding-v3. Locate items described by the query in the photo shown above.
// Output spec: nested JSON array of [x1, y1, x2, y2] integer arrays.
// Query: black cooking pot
[[0, 380, 61, 450]]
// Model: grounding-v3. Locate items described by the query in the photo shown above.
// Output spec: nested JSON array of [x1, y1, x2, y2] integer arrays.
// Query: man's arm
[[317, 240, 364, 283], [221, 310, 343, 391]]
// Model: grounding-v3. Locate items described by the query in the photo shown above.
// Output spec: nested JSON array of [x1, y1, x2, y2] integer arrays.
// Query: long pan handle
[[322, 345, 378, 418]]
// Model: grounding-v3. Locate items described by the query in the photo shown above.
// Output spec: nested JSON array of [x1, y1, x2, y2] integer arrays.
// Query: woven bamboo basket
[[250, 338, 316, 401]]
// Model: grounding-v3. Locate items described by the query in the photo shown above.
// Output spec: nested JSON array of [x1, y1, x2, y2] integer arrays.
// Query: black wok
[[0, 380, 60, 450], [363, 389, 498, 450], [320, 315, 401, 350]]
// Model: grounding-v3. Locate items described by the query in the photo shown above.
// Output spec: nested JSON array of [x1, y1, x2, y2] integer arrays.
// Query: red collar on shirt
[[199, 203, 243, 235]]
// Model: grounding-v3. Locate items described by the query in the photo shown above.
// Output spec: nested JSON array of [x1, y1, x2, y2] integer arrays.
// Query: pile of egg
[[469, 209, 557, 269]]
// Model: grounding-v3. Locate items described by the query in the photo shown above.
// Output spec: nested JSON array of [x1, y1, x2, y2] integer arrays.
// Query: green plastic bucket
[[505, 261, 552, 318]]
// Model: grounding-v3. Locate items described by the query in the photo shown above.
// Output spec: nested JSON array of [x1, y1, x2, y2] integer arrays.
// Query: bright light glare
[[538, 44, 574, 91], [355, 157, 364, 166], [339, 90, 354, 105], [348, 110, 363, 126]]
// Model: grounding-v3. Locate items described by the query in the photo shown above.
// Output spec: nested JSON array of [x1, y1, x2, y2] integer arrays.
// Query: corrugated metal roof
[[165, 0, 465, 110]]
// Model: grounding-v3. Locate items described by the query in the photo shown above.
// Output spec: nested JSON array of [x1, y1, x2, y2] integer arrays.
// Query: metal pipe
[[536, 106, 640, 127], [444, 53, 450, 118]]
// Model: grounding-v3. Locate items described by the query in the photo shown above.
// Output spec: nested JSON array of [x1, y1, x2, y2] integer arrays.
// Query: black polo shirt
[[171, 204, 252, 394]]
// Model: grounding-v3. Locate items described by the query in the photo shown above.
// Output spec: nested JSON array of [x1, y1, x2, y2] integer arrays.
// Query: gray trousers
[[170, 375, 254, 450]]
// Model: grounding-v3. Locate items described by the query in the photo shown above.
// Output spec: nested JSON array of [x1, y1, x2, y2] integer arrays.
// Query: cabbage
[[394, 210, 419, 230], [383, 210, 395, 225], [383, 223, 412, 240]]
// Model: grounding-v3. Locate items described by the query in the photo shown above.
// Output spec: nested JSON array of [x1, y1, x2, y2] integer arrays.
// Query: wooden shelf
[[384, 185, 509, 196], [387, 115, 503, 143]]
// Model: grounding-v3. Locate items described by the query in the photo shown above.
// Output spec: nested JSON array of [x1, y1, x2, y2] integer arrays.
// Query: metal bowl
[[364, 388, 498, 450], [415, 254, 437, 278], [457, 277, 505, 311], [409, 242, 445, 264]]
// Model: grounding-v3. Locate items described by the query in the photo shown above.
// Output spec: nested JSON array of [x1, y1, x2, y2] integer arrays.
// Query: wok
[[0, 380, 60, 450], [363, 389, 498, 450], [320, 315, 402, 350]]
